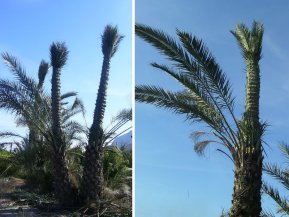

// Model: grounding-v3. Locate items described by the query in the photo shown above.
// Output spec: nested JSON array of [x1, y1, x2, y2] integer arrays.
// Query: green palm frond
[[263, 182, 289, 215], [231, 21, 263, 59], [104, 108, 132, 146], [102, 25, 124, 57], [263, 163, 289, 190], [111, 108, 132, 123], [261, 210, 276, 217], [136, 85, 223, 129], [136, 23, 191, 68], [136, 23, 239, 147], [2, 52, 38, 97], [150, 63, 215, 109], [176, 30, 235, 112], [279, 143, 289, 160]]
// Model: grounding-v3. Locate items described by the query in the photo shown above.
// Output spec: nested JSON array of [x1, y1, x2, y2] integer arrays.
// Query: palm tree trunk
[[53, 147, 74, 206], [81, 128, 104, 204], [245, 59, 260, 122], [230, 149, 263, 217], [80, 25, 122, 206], [51, 53, 74, 206], [231, 48, 262, 216], [80, 56, 110, 204]]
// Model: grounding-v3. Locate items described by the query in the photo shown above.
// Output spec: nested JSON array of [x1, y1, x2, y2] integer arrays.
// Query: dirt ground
[[0, 178, 73, 217]]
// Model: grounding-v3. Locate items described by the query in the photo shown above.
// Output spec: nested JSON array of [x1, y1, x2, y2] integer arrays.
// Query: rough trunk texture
[[53, 148, 74, 206], [51, 67, 73, 206], [92, 57, 110, 128], [230, 149, 263, 217], [245, 59, 260, 122], [81, 128, 104, 204], [80, 56, 110, 205]]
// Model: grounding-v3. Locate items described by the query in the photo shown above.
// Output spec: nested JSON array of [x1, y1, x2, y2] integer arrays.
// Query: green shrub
[[103, 146, 132, 189], [0, 149, 18, 177]]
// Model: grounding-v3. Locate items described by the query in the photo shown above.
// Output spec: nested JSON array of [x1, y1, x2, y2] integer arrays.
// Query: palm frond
[[136, 23, 192, 68], [111, 108, 132, 123], [263, 182, 289, 215], [0, 131, 26, 139], [261, 210, 276, 217], [231, 21, 263, 60], [102, 25, 124, 57], [37, 60, 49, 89], [61, 91, 78, 100], [279, 143, 289, 160], [263, 163, 289, 191], [136, 85, 224, 130], [136, 24, 238, 146], [50, 42, 68, 69], [2, 52, 38, 97], [176, 30, 235, 112]]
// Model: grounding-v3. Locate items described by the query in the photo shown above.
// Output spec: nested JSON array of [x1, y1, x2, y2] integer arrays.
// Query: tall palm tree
[[50, 42, 74, 206], [0, 48, 86, 204], [80, 25, 123, 205], [135, 21, 265, 217]]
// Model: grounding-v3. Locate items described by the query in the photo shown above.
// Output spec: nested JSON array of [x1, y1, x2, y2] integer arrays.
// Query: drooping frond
[[176, 30, 235, 112], [61, 91, 78, 100], [263, 182, 289, 215], [136, 23, 238, 147], [104, 109, 132, 146], [102, 25, 124, 57], [263, 163, 289, 190], [261, 210, 277, 217], [194, 140, 217, 155], [111, 108, 132, 123], [136, 85, 223, 130], [2, 52, 38, 97], [50, 42, 69, 69], [190, 131, 235, 160], [136, 24, 192, 68], [151, 63, 215, 109], [0, 131, 26, 139], [279, 143, 289, 160]]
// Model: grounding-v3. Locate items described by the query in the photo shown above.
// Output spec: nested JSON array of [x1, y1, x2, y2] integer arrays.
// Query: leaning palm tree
[[263, 143, 289, 216], [50, 42, 74, 206], [80, 25, 123, 205], [135, 21, 265, 217]]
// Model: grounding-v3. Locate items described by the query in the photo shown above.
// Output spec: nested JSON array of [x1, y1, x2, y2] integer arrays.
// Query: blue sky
[[136, 1, 289, 216], [0, 0, 132, 137]]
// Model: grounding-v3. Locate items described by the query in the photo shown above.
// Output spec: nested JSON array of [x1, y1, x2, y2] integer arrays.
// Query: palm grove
[[136, 21, 287, 217], [0, 25, 132, 214]]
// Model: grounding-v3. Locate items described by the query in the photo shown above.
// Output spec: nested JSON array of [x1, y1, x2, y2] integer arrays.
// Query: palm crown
[[136, 21, 265, 216]]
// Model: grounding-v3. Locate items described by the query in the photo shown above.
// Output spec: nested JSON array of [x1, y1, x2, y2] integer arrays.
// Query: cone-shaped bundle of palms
[[135, 21, 265, 217], [80, 25, 124, 204]]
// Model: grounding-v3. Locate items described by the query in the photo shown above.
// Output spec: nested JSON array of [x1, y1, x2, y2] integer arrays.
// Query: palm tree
[[0, 46, 86, 204], [263, 143, 289, 216], [135, 21, 265, 217], [80, 25, 123, 205], [50, 42, 74, 206]]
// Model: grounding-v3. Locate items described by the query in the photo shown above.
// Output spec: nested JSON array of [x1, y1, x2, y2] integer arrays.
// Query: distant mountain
[[109, 130, 132, 150]]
